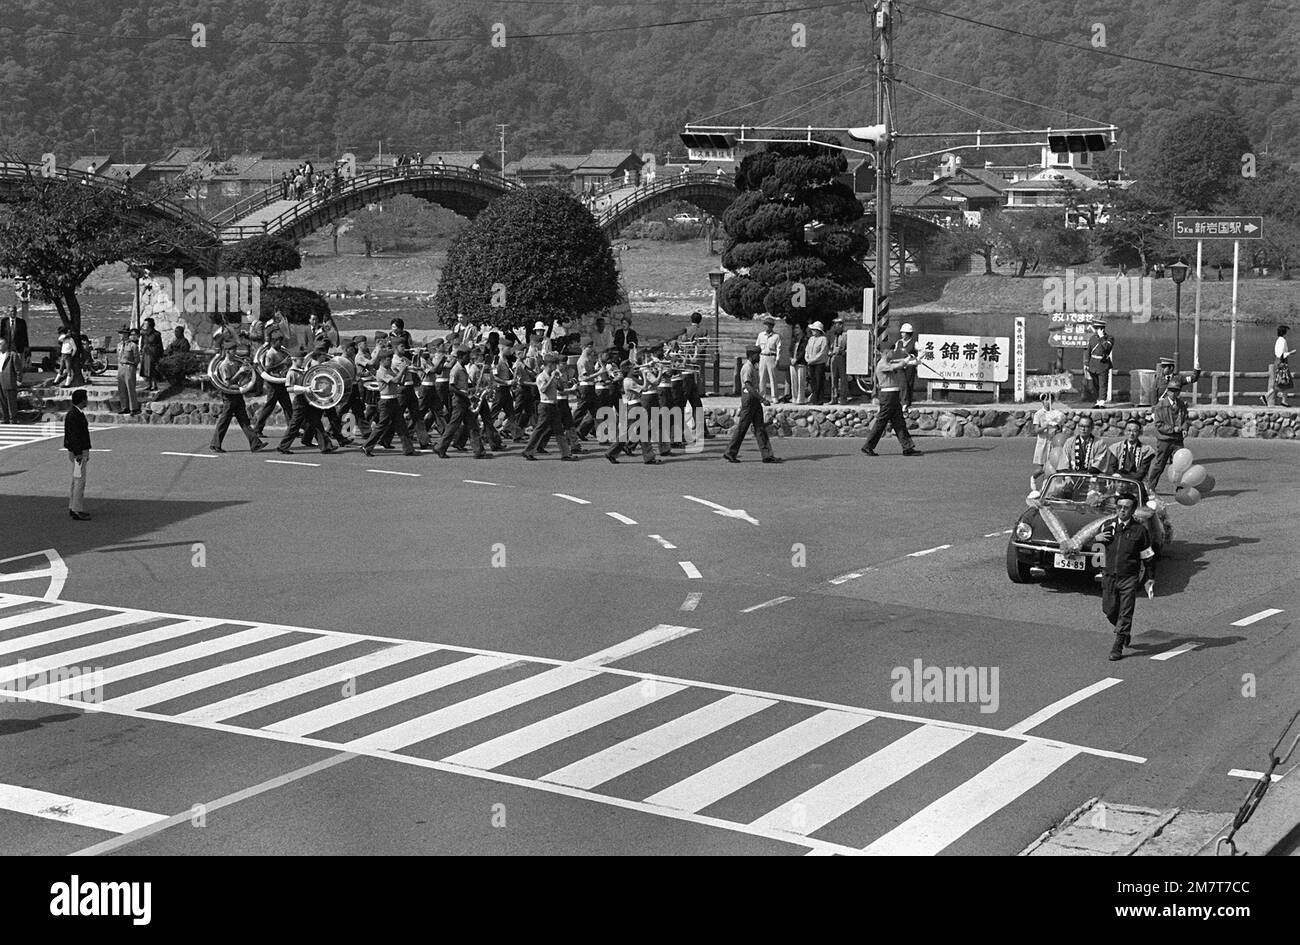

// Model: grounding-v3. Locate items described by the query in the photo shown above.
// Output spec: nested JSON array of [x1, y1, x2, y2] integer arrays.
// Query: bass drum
[[302, 356, 358, 410]]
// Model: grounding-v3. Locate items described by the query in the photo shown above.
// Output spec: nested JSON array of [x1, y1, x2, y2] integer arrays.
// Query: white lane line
[[828, 570, 868, 585], [0, 783, 167, 835], [984, 529, 1013, 538], [907, 544, 952, 558], [366, 469, 421, 477], [463, 479, 498, 486], [1005, 678, 1123, 734], [576, 624, 703, 666], [861, 741, 1078, 855], [678, 561, 702, 579], [1228, 769, 1282, 782], [648, 534, 677, 550], [1231, 608, 1283, 627], [542, 694, 776, 790], [444, 681, 686, 771], [741, 596, 794, 614], [682, 495, 760, 526], [553, 493, 590, 505], [646, 710, 873, 814], [1150, 643, 1199, 661], [160, 451, 215, 459], [265, 459, 320, 467], [750, 725, 973, 836], [606, 512, 638, 525], [679, 593, 702, 612], [51, 448, 112, 452]]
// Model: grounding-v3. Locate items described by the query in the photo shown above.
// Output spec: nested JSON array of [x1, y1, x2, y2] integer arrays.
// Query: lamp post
[[708, 270, 725, 394], [1169, 259, 1189, 372]]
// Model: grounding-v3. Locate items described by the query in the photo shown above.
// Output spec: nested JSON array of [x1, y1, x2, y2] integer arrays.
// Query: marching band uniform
[[251, 340, 293, 437], [277, 358, 335, 454], [381, 349, 430, 450], [639, 360, 670, 457], [605, 363, 655, 463], [523, 355, 575, 460], [418, 348, 447, 436], [210, 361, 265, 454], [301, 342, 350, 448], [574, 348, 601, 439], [724, 347, 778, 463], [512, 356, 539, 441], [362, 357, 415, 456], [436, 348, 489, 459], [489, 353, 516, 440]]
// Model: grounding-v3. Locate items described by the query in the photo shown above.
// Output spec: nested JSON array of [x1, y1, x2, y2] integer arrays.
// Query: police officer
[[861, 348, 922, 457], [893, 323, 918, 409], [1145, 376, 1189, 493], [723, 346, 781, 463], [1088, 320, 1113, 408], [1096, 492, 1156, 661]]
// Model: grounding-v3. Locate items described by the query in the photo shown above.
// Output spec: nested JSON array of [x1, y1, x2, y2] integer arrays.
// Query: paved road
[[0, 424, 1295, 855]]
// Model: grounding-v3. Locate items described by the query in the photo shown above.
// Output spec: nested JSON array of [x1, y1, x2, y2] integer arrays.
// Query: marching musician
[[605, 359, 658, 464], [639, 352, 671, 459], [468, 347, 505, 453], [522, 352, 575, 461], [435, 344, 491, 459], [573, 342, 601, 440], [209, 350, 267, 454], [487, 347, 516, 442], [380, 342, 431, 451], [276, 350, 336, 455], [418, 340, 447, 436], [251, 332, 293, 439], [361, 347, 416, 457], [512, 352, 539, 442], [301, 334, 353, 448], [341, 341, 369, 435]]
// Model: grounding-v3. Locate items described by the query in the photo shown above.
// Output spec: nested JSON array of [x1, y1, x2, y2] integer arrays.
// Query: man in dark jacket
[[64, 389, 92, 520], [1096, 492, 1156, 660], [1145, 377, 1188, 493]]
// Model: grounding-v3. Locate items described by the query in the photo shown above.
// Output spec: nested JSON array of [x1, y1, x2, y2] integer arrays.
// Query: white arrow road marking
[[1231, 608, 1283, 627], [682, 495, 760, 526], [648, 535, 677, 549], [0, 549, 68, 600], [0, 783, 167, 835]]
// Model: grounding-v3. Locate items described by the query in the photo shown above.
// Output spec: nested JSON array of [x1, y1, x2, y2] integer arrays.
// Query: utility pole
[[497, 124, 508, 173], [873, 0, 895, 352]]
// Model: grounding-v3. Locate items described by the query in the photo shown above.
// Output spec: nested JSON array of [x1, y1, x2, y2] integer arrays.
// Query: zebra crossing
[[0, 421, 114, 453], [0, 592, 1142, 854]]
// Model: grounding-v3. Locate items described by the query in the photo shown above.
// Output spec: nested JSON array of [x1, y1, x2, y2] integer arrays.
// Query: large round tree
[[435, 186, 620, 330], [719, 137, 870, 325]]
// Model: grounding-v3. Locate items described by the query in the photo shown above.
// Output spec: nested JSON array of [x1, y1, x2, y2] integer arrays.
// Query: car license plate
[[1053, 553, 1086, 571]]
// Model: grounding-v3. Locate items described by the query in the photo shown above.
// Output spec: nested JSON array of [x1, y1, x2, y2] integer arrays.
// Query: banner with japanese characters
[[916, 334, 1010, 383]]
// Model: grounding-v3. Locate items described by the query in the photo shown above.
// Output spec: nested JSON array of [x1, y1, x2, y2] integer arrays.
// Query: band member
[[417, 341, 447, 436], [554, 359, 584, 453], [1060, 415, 1107, 473], [488, 348, 517, 440], [302, 335, 353, 448], [362, 349, 416, 457], [209, 357, 267, 453], [1088, 320, 1113, 408], [468, 348, 505, 452], [519, 352, 571, 460], [1096, 492, 1156, 661], [277, 352, 336, 454], [639, 356, 671, 458], [433, 339, 452, 429], [341, 341, 368, 433], [381, 342, 430, 450], [436, 344, 490, 459], [861, 348, 921, 457], [724, 346, 781, 463], [252, 334, 293, 438], [1103, 420, 1155, 483], [574, 343, 601, 439], [512, 352, 539, 441], [1146, 376, 1190, 493], [604, 360, 654, 464]]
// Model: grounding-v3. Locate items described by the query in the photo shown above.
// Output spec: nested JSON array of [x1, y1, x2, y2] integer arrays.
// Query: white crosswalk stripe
[[0, 594, 1127, 854], [0, 422, 113, 453]]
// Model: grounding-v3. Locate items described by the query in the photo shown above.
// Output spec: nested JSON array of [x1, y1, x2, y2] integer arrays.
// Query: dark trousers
[[382, 387, 428, 447], [866, 393, 915, 451], [253, 384, 292, 436], [0, 384, 17, 423], [902, 366, 917, 407], [808, 362, 828, 403], [419, 385, 446, 435], [365, 397, 413, 454], [1088, 367, 1109, 401], [279, 396, 329, 452], [438, 392, 485, 456], [435, 382, 451, 425], [1102, 574, 1139, 642], [479, 397, 504, 450], [574, 385, 599, 437], [1146, 439, 1181, 493], [605, 404, 655, 462], [491, 387, 515, 437], [514, 386, 537, 435], [525, 402, 570, 458], [212, 394, 257, 449], [725, 393, 774, 459]]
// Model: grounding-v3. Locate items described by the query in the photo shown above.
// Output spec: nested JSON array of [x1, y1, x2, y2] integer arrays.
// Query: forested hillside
[[0, 0, 1295, 173]]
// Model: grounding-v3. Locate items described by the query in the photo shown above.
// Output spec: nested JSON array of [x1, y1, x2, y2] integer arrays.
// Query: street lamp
[[1169, 259, 1189, 371], [708, 270, 725, 394]]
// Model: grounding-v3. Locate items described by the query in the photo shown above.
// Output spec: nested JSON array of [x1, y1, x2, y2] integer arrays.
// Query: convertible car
[[1006, 473, 1172, 583]]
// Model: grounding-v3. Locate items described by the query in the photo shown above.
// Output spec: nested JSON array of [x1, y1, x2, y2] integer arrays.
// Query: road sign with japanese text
[[916, 334, 1009, 383], [1172, 216, 1263, 240], [1047, 311, 1092, 349]]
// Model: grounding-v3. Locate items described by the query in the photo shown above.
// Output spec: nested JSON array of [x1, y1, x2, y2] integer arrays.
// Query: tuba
[[255, 343, 292, 385], [301, 356, 358, 410], [207, 347, 258, 395]]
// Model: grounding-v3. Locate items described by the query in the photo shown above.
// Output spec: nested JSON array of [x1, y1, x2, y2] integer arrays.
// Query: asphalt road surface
[[0, 422, 1296, 855]]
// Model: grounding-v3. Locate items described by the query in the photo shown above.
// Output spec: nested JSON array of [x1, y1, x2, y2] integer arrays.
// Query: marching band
[[204, 318, 713, 462]]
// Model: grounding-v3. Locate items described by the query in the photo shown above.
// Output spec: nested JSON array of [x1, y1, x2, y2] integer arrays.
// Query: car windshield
[[1041, 474, 1143, 509]]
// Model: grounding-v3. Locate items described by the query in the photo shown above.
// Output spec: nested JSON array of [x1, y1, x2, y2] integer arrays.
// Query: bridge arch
[[597, 173, 737, 238]]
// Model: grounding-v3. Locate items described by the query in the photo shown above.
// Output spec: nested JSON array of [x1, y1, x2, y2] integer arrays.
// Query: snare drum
[[362, 380, 382, 408]]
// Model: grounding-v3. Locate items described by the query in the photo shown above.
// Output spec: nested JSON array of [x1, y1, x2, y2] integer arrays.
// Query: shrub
[[261, 286, 331, 324]]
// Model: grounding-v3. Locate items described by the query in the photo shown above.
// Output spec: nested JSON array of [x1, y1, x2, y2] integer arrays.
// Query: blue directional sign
[[1172, 215, 1263, 240]]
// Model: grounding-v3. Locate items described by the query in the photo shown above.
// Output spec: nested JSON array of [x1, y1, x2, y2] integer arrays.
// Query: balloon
[[1181, 464, 1207, 488], [1199, 473, 1216, 493], [1050, 432, 1068, 449], [1167, 467, 1182, 485], [1175, 486, 1201, 506], [1171, 448, 1194, 474], [1047, 446, 1063, 472]]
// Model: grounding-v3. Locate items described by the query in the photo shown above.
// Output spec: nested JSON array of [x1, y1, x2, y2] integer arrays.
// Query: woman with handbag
[[1265, 324, 1293, 407]]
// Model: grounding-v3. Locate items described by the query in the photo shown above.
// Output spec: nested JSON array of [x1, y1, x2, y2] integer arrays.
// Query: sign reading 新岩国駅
[[1047, 312, 1092, 349], [1172, 215, 1263, 240], [916, 334, 1009, 383], [1025, 372, 1074, 395]]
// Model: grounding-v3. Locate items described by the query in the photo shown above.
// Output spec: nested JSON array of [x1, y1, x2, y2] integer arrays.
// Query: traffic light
[[1048, 134, 1107, 154], [848, 124, 888, 148]]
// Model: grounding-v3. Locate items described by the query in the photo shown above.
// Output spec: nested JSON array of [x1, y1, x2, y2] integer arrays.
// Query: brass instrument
[[301, 356, 359, 410], [206, 347, 258, 395], [254, 342, 292, 385], [469, 360, 495, 412]]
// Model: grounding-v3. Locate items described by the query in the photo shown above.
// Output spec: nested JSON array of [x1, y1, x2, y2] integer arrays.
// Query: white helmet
[[900, 323, 915, 334]]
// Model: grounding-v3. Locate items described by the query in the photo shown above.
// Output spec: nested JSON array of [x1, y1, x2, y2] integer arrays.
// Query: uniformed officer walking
[[1095, 492, 1156, 661], [723, 346, 781, 463], [1145, 376, 1189, 493], [861, 348, 922, 457]]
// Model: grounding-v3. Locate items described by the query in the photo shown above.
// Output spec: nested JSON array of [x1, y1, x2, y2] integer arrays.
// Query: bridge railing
[[217, 163, 521, 241], [598, 171, 734, 229], [0, 162, 215, 232]]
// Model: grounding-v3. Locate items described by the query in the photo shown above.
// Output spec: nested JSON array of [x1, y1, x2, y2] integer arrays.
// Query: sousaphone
[[206, 346, 258, 395], [255, 342, 292, 385], [301, 356, 357, 410]]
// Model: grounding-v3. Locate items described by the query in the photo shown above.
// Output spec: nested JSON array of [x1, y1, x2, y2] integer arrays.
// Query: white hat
[[809, 321, 825, 332], [532, 321, 547, 331], [900, 323, 915, 333]]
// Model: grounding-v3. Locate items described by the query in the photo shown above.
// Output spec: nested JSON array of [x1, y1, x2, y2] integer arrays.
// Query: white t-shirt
[[1276, 336, 1291, 360], [60, 337, 76, 355]]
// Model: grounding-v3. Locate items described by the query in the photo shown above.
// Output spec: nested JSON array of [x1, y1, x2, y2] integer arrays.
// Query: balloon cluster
[[1167, 447, 1216, 506], [1041, 431, 1068, 476]]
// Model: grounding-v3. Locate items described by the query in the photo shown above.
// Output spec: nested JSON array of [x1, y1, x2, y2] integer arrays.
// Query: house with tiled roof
[[102, 163, 148, 183], [503, 153, 588, 188], [69, 155, 113, 175], [504, 150, 643, 192], [142, 146, 213, 184]]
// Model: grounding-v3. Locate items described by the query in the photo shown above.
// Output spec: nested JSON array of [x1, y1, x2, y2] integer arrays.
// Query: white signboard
[[862, 288, 875, 329], [846, 329, 872, 376], [916, 334, 1010, 384], [1014, 317, 1026, 402], [1025, 372, 1074, 395]]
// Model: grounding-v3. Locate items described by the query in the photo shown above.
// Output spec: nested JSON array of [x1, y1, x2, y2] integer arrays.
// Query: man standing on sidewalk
[[115, 326, 141, 415], [756, 315, 781, 402], [0, 337, 19, 423], [1096, 492, 1156, 661], [64, 389, 92, 520], [828, 318, 848, 404], [723, 346, 781, 464]]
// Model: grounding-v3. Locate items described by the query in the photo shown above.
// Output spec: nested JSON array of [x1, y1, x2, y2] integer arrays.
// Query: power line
[[896, 62, 1110, 126], [902, 1, 1292, 87], [690, 65, 867, 124], [761, 70, 872, 126], [896, 79, 1029, 133]]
